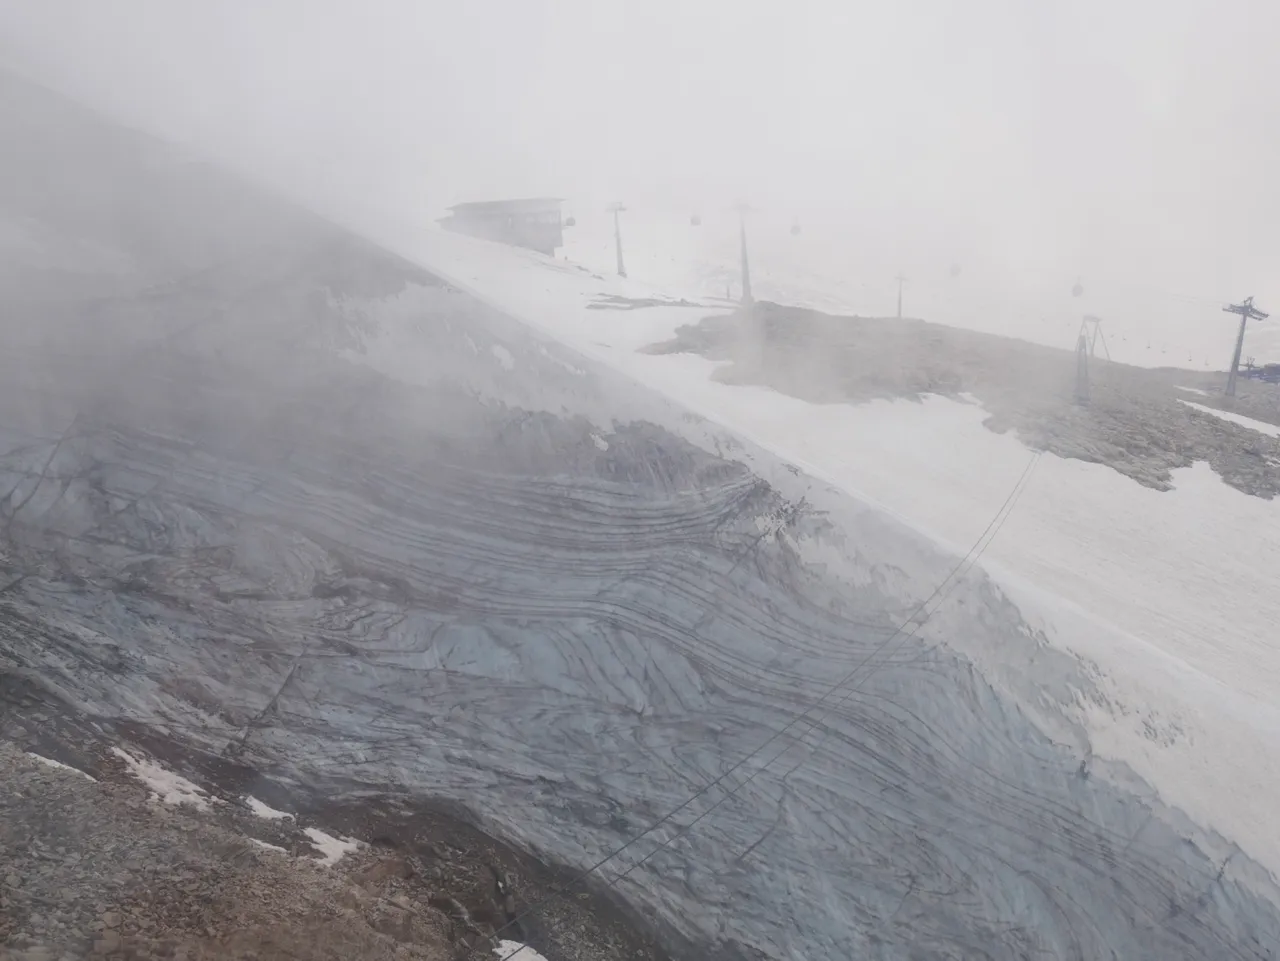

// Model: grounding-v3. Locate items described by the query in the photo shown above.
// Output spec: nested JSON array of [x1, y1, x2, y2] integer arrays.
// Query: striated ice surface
[[1, 70, 1280, 960]]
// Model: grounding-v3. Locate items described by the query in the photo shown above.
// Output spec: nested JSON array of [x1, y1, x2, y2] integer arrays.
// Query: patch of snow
[[493, 941, 549, 961], [248, 838, 288, 855], [303, 827, 361, 866], [110, 747, 211, 811], [244, 795, 294, 820], [1176, 385, 1210, 396], [26, 752, 96, 781], [539, 345, 586, 376], [491, 343, 516, 370], [1179, 399, 1280, 438], [591, 433, 609, 451]]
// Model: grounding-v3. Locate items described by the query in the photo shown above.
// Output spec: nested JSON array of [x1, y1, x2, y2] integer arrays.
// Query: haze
[[2, 0, 1278, 338], [8, 4, 1280, 959]]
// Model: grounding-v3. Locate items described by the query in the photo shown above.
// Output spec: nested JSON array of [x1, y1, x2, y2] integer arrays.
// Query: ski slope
[[357, 221, 1280, 882], [557, 206, 1280, 370]]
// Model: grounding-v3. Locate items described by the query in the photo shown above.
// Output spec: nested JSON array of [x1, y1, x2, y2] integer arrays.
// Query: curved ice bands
[[3, 351, 1279, 961], [2, 70, 1279, 961]]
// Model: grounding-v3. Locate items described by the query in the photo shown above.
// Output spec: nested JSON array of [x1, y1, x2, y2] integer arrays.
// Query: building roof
[[446, 197, 565, 214]]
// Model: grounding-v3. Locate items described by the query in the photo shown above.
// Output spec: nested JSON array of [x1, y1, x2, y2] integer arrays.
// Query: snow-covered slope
[[555, 206, 1280, 369], [356, 222, 1280, 893], [4, 73, 1280, 961]]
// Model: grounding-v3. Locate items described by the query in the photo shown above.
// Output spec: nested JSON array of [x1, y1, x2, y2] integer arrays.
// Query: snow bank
[[244, 795, 294, 820], [249, 838, 288, 855], [1180, 399, 1280, 438], [303, 827, 361, 866], [493, 941, 550, 961], [26, 751, 96, 781], [110, 747, 211, 810], [491, 343, 516, 370]]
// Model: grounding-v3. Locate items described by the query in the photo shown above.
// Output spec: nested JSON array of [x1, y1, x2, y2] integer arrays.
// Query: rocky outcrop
[[649, 303, 1280, 497], [0, 743, 457, 961]]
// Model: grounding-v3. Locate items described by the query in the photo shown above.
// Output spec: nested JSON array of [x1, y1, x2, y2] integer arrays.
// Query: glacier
[[2, 71, 1280, 961]]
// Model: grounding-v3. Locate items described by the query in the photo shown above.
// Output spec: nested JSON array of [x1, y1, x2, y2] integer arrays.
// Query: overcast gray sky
[[2, 0, 1277, 312]]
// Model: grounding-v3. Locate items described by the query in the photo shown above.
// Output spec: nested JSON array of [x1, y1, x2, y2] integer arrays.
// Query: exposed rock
[[0, 744, 457, 961], [650, 302, 1280, 498], [357, 858, 415, 889]]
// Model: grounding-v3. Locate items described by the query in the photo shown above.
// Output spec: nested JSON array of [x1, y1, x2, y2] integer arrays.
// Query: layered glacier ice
[[2, 72, 1280, 960]]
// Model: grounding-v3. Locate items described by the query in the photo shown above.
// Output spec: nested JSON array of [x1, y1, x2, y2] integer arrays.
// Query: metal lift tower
[[607, 202, 627, 279], [1224, 297, 1269, 397], [735, 202, 753, 305], [1074, 317, 1110, 405]]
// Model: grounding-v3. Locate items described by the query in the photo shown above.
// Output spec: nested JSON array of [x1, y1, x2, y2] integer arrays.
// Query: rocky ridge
[[647, 302, 1280, 497]]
